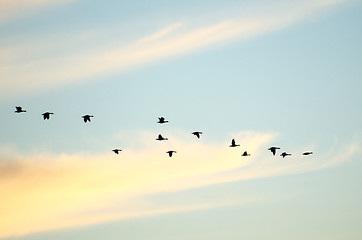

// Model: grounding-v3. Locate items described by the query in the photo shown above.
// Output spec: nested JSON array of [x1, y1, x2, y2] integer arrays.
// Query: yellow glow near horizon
[[0, 131, 358, 238]]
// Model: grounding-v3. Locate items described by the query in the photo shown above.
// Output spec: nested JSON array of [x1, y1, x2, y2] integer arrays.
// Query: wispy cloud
[[0, 0, 348, 100], [0, 131, 359, 238], [0, 0, 74, 24]]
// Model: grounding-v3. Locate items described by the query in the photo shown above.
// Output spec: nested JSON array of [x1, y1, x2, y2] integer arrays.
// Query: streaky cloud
[[0, 0, 74, 24], [0, 130, 359, 238], [139, 23, 184, 43], [0, 0, 348, 100]]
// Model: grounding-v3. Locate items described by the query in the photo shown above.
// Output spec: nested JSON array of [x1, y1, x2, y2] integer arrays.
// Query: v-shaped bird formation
[[13, 106, 314, 158]]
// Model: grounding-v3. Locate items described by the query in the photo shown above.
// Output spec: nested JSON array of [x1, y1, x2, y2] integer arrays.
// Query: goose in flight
[[156, 134, 168, 141], [280, 152, 291, 158], [15, 106, 26, 113], [42, 112, 54, 120], [241, 151, 250, 156], [302, 152, 313, 155], [192, 131, 203, 138], [82, 115, 94, 123], [268, 147, 280, 156], [112, 149, 122, 154], [229, 139, 240, 147], [166, 150, 176, 157], [158, 117, 168, 124]]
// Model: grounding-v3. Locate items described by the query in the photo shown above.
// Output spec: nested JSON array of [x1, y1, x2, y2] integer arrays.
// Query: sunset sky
[[1, 0, 362, 239]]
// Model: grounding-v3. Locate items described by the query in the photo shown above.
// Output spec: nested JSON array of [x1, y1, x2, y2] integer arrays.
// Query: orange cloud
[[0, 131, 359, 238]]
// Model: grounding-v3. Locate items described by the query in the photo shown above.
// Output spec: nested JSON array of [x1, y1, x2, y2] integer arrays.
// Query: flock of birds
[[14, 106, 313, 158]]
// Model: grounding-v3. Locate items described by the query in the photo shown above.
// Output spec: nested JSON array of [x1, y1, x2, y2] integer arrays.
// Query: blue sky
[[1, 0, 362, 239]]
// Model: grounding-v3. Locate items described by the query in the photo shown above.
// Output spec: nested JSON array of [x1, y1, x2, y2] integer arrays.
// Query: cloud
[[0, 130, 359, 238], [0, 0, 74, 24], [0, 0, 348, 100]]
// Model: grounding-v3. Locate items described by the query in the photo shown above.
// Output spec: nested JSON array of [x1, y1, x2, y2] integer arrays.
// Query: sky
[[0, 0, 362, 239]]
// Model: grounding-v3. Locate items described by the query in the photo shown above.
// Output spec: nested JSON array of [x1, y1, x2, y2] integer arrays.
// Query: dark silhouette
[[280, 152, 291, 158], [112, 149, 122, 154], [82, 115, 94, 123], [42, 112, 54, 120], [15, 106, 26, 113], [166, 150, 176, 157], [268, 147, 280, 156], [158, 117, 168, 124], [303, 152, 313, 155], [156, 134, 168, 141], [192, 131, 203, 138], [241, 151, 250, 156], [229, 139, 240, 147]]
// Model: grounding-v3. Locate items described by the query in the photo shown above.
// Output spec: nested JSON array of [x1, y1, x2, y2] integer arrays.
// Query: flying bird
[[229, 139, 240, 147], [241, 151, 250, 156], [158, 117, 168, 124], [112, 149, 122, 154], [280, 152, 291, 158], [268, 147, 280, 156], [302, 152, 313, 155], [82, 115, 94, 123], [192, 131, 203, 138], [166, 150, 176, 157], [15, 106, 26, 113], [156, 134, 168, 141], [42, 112, 54, 120]]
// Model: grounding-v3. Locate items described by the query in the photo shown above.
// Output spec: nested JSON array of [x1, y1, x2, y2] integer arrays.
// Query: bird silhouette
[[302, 152, 313, 155], [42, 112, 54, 120], [82, 115, 94, 123], [268, 147, 280, 156], [166, 150, 176, 157], [112, 149, 122, 154], [158, 117, 168, 124], [15, 106, 26, 113], [229, 139, 240, 147], [156, 134, 168, 141], [192, 131, 203, 138], [280, 152, 291, 158], [241, 151, 250, 156]]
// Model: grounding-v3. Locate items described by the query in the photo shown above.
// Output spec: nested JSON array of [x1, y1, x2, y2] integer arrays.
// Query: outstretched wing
[[192, 132, 200, 138]]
